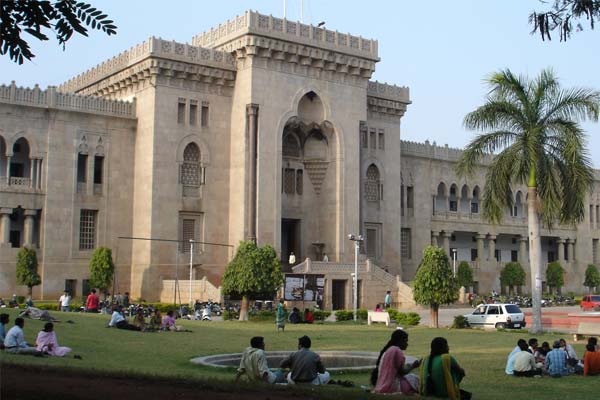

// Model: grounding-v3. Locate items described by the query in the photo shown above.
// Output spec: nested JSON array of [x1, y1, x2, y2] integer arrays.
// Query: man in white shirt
[[3, 317, 43, 356], [58, 291, 71, 312], [107, 306, 140, 331], [513, 340, 542, 377]]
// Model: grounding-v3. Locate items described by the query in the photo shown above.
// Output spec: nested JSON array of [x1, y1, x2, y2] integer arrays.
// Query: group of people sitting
[[287, 307, 314, 324], [236, 329, 469, 399], [236, 335, 330, 385], [506, 336, 600, 377], [106, 305, 185, 332], [1, 314, 78, 358]]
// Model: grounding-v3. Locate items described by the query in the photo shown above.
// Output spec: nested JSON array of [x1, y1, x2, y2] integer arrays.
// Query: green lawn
[[1, 308, 598, 399]]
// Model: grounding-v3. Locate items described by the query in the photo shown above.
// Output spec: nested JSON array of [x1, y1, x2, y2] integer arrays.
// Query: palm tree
[[457, 69, 600, 333]]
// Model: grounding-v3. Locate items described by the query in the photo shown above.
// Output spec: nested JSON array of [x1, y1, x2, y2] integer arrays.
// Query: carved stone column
[[476, 234, 485, 263], [0, 208, 13, 246], [557, 238, 565, 262], [567, 239, 575, 262], [442, 231, 452, 257], [488, 235, 496, 262], [23, 209, 37, 247], [6, 156, 11, 185], [519, 236, 528, 264], [29, 159, 34, 188], [37, 159, 42, 189], [246, 103, 259, 243], [431, 231, 439, 247]]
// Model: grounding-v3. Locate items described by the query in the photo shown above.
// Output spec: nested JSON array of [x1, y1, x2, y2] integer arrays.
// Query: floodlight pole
[[348, 234, 363, 322], [189, 239, 193, 307], [453, 248, 457, 277]]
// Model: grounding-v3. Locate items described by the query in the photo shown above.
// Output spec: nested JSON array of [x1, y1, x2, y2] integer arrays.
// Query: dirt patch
[[0, 363, 333, 400]]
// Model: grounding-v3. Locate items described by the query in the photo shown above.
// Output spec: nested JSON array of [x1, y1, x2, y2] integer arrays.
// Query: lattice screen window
[[79, 209, 97, 250], [296, 169, 303, 195], [180, 143, 201, 186], [365, 164, 381, 201], [283, 134, 300, 157], [284, 168, 296, 194], [182, 219, 195, 252], [401, 228, 411, 259]]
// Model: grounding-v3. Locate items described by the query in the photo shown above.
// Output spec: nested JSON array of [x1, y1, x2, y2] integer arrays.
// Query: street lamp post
[[452, 248, 457, 277], [348, 234, 364, 322]]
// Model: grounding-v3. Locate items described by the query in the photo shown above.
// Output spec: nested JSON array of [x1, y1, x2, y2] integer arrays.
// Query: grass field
[[1, 308, 598, 399]]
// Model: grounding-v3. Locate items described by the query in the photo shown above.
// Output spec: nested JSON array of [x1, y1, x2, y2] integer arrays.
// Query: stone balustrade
[[0, 82, 135, 118], [192, 10, 378, 60]]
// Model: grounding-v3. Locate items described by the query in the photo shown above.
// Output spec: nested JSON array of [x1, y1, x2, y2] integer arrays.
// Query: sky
[[1, 0, 599, 167]]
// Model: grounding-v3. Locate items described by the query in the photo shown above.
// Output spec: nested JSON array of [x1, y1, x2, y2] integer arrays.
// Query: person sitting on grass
[[372, 329, 420, 394], [35, 322, 72, 357], [161, 310, 185, 331], [513, 339, 542, 377], [545, 340, 569, 377], [3, 317, 43, 356], [0, 313, 10, 350], [583, 343, 600, 376], [280, 335, 330, 385], [149, 309, 162, 331], [288, 307, 302, 324], [235, 336, 284, 384], [419, 337, 470, 400], [107, 305, 140, 331], [534, 341, 550, 364], [133, 309, 146, 330], [303, 309, 314, 324], [505, 339, 527, 375]]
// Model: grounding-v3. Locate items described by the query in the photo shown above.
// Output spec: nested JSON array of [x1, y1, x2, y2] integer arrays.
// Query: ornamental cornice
[[219, 35, 376, 81], [59, 37, 236, 94], [367, 81, 410, 103], [192, 10, 379, 62], [367, 96, 408, 118]]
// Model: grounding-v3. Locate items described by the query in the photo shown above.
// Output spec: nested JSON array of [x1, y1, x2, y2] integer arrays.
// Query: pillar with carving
[[488, 235, 496, 262], [442, 231, 452, 257], [246, 103, 259, 243], [567, 239, 575, 262], [23, 209, 37, 247], [431, 231, 439, 247], [0, 208, 12, 246], [557, 238, 565, 262]]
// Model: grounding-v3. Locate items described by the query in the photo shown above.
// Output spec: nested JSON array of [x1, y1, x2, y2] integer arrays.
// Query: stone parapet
[[0, 82, 135, 118], [192, 10, 378, 61], [367, 81, 410, 103], [58, 37, 235, 94]]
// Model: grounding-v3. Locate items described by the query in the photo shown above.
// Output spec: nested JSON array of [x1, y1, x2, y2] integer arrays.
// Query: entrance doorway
[[332, 279, 347, 310], [281, 219, 301, 267]]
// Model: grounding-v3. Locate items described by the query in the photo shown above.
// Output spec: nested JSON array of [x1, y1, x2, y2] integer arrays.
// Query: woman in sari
[[36, 322, 71, 357], [275, 299, 286, 332], [371, 329, 420, 394], [420, 337, 470, 400]]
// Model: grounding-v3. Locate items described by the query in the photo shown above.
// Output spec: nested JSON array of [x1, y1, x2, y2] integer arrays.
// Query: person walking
[[58, 291, 71, 312], [276, 299, 286, 332], [85, 289, 99, 313], [384, 291, 391, 309]]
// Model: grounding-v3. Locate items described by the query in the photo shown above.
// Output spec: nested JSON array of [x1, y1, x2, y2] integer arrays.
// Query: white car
[[464, 303, 525, 329]]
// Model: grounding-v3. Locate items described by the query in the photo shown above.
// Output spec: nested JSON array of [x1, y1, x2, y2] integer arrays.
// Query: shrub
[[386, 309, 420, 326], [451, 315, 469, 329], [334, 310, 354, 321], [313, 310, 331, 321]]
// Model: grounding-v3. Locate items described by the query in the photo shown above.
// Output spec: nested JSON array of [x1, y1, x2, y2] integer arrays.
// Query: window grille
[[284, 168, 295, 194], [365, 164, 381, 201], [79, 209, 97, 250], [401, 228, 411, 259], [296, 169, 303, 195], [180, 143, 201, 187], [182, 219, 195, 252]]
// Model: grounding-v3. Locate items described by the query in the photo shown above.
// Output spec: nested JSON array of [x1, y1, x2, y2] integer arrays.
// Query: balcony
[[0, 176, 43, 193], [432, 210, 527, 226]]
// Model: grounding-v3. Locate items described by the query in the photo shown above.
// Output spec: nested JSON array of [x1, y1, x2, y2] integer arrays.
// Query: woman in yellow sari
[[420, 337, 470, 400]]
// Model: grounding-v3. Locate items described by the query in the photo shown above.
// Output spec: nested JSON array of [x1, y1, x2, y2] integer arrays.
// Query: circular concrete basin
[[192, 351, 382, 371]]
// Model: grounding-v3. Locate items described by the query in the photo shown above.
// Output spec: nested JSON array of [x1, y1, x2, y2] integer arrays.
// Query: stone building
[[0, 11, 598, 308]]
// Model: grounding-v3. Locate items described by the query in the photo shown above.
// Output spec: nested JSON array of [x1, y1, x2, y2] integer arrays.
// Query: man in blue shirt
[[3, 317, 43, 355], [384, 291, 391, 309], [545, 340, 569, 377], [505, 339, 527, 375]]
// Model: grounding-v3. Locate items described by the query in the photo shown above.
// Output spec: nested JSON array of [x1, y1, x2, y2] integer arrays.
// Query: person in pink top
[[85, 289, 99, 313], [371, 329, 420, 394], [36, 322, 71, 357]]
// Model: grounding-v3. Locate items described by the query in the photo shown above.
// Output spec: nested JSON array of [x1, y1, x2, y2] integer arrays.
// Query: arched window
[[471, 186, 480, 214], [180, 143, 201, 187], [282, 134, 300, 158], [365, 164, 382, 201]]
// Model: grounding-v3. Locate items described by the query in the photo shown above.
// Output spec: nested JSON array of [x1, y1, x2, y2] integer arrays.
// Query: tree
[[583, 264, 600, 293], [89, 247, 114, 298], [222, 241, 283, 321], [16, 247, 41, 296], [546, 262, 565, 294], [412, 246, 459, 328], [457, 261, 474, 289], [530, 0, 600, 42], [1, 1, 116, 64], [457, 69, 600, 333], [499, 262, 526, 295]]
